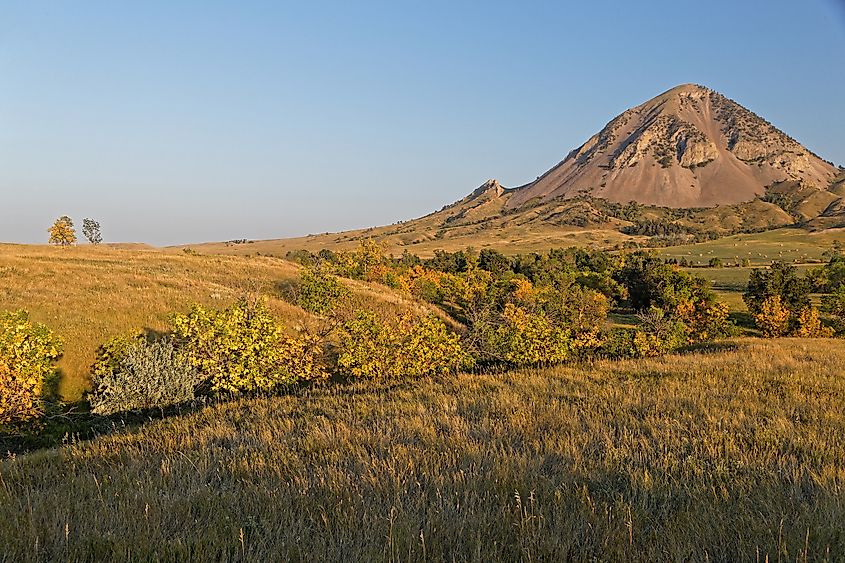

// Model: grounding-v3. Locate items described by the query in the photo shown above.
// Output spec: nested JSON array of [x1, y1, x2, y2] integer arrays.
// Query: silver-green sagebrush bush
[[88, 337, 203, 415]]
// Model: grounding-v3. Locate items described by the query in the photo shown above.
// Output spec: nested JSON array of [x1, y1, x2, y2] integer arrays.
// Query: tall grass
[[1, 338, 843, 561]]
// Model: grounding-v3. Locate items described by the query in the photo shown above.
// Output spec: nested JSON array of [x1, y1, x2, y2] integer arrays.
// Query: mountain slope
[[507, 84, 838, 208]]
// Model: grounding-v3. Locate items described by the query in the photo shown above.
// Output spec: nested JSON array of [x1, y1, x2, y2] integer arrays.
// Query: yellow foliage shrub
[[0, 362, 37, 425], [630, 307, 688, 358], [793, 307, 834, 338], [337, 311, 471, 379], [675, 298, 733, 343], [754, 296, 791, 338], [0, 310, 63, 425], [493, 304, 571, 367], [172, 298, 323, 393]]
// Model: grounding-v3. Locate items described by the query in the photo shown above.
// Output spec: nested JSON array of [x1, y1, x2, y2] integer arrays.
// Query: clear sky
[[1, 0, 844, 245]]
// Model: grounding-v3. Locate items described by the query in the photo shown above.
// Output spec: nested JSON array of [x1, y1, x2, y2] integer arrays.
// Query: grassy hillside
[[0, 245, 426, 400], [182, 224, 637, 259], [1, 338, 844, 561]]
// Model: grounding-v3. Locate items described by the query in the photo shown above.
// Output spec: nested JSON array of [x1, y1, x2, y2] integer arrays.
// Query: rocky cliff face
[[506, 84, 838, 209]]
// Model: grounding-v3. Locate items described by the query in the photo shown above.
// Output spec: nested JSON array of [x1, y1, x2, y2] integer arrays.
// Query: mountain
[[190, 84, 842, 257], [507, 84, 838, 209]]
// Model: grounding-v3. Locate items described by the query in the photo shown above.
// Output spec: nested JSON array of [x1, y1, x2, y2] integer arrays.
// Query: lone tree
[[82, 218, 102, 245], [48, 216, 77, 247]]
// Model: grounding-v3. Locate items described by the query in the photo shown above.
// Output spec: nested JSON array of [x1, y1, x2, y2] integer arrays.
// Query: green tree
[[290, 267, 351, 318], [743, 261, 811, 315], [82, 218, 102, 245], [614, 252, 700, 311], [822, 285, 845, 334], [478, 249, 511, 276]]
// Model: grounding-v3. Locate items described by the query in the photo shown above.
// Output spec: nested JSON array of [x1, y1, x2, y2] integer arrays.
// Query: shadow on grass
[[0, 398, 214, 457], [2, 375, 416, 458], [729, 311, 760, 336]]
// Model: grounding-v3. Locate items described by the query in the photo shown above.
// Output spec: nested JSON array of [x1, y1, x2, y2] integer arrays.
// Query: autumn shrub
[[675, 294, 735, 343], [480, 304, 571, 367], [0, 362, 41, 426], [792, 307, 834, 338], [172, 298, 323, 393], [0, 311, 62, 425], [597, 327, 638, 360], [88, 337, 203, 415], [336, 311, 471, 379], [332, 239, 389, 282], [631, 307, 688, 358], [754, 296, 791, 338], [291, 267, 351, 317]]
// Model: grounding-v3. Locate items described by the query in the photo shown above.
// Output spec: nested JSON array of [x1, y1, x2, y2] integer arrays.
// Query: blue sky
[[1, 0, 844, 245]]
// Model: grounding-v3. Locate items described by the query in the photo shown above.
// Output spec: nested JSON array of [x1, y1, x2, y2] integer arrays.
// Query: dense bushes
[[675, 291, 735, 342], [745, 261, 836, 337], [336, 311, 471, 378], [88, 337, 202, 415], [0, 311, 63, 425], [291, 267, 351, 317], [286, 242, 743, 364], [744, 262, 811, 315], [83, 298, 323, 415], [822, 286, 845, 334], [480, 303, 571, 366], [753, 296, 792, 338], [793, 307, 834, 338], [172, 298, 322, 393], [632, 307, 689, 357], [614, 253, 704, 311]]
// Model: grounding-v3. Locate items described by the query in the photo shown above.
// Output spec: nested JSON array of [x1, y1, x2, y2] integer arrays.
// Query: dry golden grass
[[182, 223, 638, 258], [1, 338, 844, 561], [0, 244, 427, 400]]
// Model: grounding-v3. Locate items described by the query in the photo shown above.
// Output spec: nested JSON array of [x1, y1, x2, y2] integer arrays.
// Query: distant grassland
[[1, 338, 844, 561], [182, 225, 640, 258], [0, 245, 425, 400], [186, 226, 842, 261], [654, 227, 843, 266]]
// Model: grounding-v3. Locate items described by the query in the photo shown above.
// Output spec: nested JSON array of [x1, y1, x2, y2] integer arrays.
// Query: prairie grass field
[[1, 338, 845, 561]]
